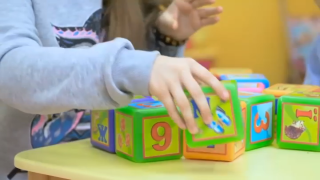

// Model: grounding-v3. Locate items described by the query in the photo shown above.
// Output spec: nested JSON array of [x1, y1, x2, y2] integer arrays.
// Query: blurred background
[[186, 0, 320, 85]]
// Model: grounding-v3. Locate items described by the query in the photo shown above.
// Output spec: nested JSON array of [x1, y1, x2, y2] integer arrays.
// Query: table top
[[15, 139, 319, 180]]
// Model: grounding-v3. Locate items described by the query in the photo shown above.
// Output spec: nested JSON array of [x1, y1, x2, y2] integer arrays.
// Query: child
[[0, 0, 226, 178], [304, 0, 320, 85]]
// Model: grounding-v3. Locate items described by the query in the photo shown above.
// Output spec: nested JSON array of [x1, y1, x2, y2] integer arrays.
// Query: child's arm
[[0, 0, 159, 114], [148, 30, 186, 58]]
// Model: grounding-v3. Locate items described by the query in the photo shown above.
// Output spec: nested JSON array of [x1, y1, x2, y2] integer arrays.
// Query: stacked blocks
[[220, 74, 270, 88], [91, 96, 154, 153], [115, 101, 182, 162], [263, 84, 318, 114], [277, 88, 320, 151], [209, 68, 253, 80], [263, 84, 318, 138], [239, 91, 275, 151], [183, 81, 245, 161]]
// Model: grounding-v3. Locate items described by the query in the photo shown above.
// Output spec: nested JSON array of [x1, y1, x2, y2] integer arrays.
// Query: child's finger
[[191, 0, 215, 8], [181, 73, 212, 125], [201, 16, 220, 27], [191, 61, 229, 101], [170, 84, 198, 134], [160, 92, 186, 129], [198, 7, 223, 19], [175, 0, 193, 13]]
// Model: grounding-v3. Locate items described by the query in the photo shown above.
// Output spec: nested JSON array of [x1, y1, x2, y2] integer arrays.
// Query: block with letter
[[183, 100, 246, 162], [220, 74, 270, 88], [209, 68, 253, 80], [184, 80, 244, 148], [277, 88, 320, 151], [115, 101, 182, 162], [91, 110, 116, 153], [239, 91, 275, 151], [91, 96, 154, 153]]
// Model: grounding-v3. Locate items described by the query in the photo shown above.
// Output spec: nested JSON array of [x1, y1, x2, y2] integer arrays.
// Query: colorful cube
[[115, 101, 183, 162], [209, 68, 253, 80], [91, 96, 154, 153], [183, 137, 245, 162], [185, 80, 244, 148], [91, 110, 115, 153], [263, 83, 318, 114], [238, 82, 265, 93], [183, 100, 246, 162], [277, 89, 320, 151], [220, 74, 270, 88], [239, 91, 275, 151]]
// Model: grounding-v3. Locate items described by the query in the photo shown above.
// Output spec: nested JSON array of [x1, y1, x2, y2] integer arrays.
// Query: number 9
[[151, 122, 172, 151]]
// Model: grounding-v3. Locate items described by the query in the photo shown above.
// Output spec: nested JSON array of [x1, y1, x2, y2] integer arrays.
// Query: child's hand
[[149, 56, 229, 134], [156, 0, 223, 41]]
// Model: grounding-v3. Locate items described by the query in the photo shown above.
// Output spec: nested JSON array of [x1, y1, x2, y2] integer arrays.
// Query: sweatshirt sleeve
[[0, 0, 159, 114]]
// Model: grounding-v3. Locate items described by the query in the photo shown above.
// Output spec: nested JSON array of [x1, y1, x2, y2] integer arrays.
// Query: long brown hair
[[102, 0, 171, 50]]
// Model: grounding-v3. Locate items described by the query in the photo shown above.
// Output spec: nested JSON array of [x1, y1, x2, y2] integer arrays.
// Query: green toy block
[[238, 91, 275, 151], [185, 80, 244, 148], [115, 101, 183, 162], [277, 88, 320, 151]]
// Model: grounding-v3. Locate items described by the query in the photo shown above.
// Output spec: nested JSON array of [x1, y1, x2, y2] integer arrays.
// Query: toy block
[[91, 97, 155, 153], [115, 101, 182, 162], [277, 88, 320, 151], [185, 80, 244, 148], [220, 74, 270, 88], [263, 83, 318, 114], [209, 68, 253, 80], [183, 135, 245, 162], [238, 82, 265, 93], [239, 91, 275, 151], [91, 110, 115, 153], [183, 100, 246, 162]]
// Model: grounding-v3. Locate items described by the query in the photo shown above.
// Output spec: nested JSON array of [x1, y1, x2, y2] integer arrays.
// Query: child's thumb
[[160, 12, 178, 29]]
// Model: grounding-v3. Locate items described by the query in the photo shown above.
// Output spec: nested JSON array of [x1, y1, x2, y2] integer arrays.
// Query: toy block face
[[142, 115, 181, 160], [115, 112, 134, 158], [239, 91, 274, 150], [278, 90, 320, 151], [132, 96, 154, 103], [91, 110, 115, 153], [183, 136, 245, 162], [115, 100, 182, 162], [220, 74, 269, 88], [185, 81, 244, 147], [238, 82, 265, 93], [263, 83, 318, 97]]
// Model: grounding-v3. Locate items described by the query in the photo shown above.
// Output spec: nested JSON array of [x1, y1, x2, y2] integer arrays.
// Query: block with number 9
[[115, 100, 182, 163]]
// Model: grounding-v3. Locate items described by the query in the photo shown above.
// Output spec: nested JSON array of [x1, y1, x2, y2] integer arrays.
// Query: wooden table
[[15, 139, 320, 180]]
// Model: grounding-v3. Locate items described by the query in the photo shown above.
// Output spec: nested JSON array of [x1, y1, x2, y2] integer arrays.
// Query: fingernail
[[223, 91, 229, 99], [191, 127, 198, 134]]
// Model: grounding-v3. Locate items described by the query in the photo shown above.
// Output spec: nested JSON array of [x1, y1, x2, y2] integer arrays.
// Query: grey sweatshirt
[[0, 0, 185, 177]]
